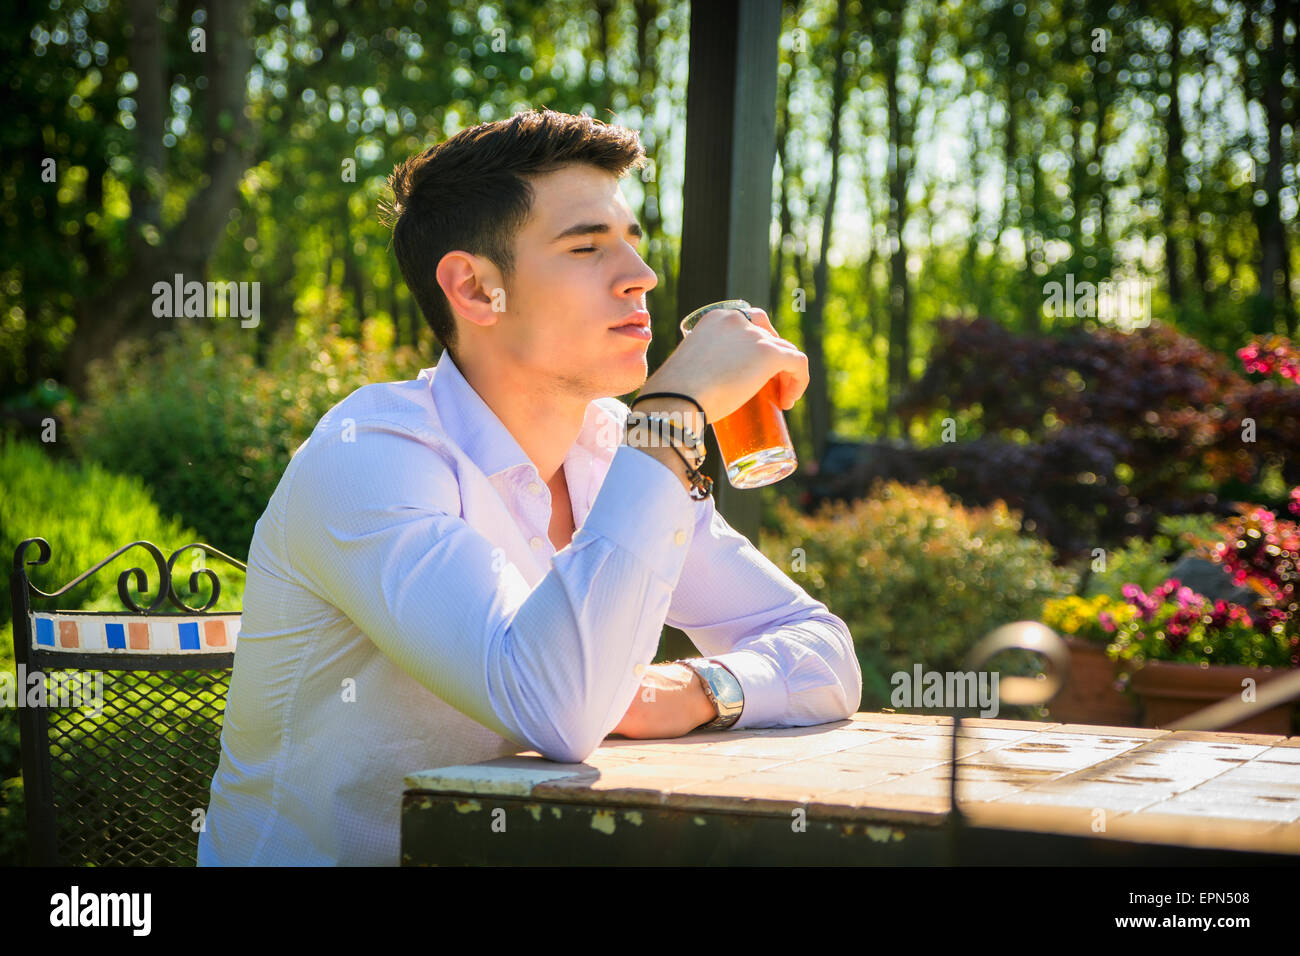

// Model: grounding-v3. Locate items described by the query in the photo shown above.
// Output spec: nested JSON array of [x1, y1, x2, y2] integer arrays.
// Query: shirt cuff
[[707, 650, 788, 730], [581, 443, 699, 588]]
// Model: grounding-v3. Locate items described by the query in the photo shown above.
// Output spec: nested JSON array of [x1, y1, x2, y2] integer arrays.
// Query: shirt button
[[527, 482, 543, 496], [530, 536, 544, 550], [674, 529, 687, 545]]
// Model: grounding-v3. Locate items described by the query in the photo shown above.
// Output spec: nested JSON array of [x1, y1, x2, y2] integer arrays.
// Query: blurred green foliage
[[759, 480, 1078, 711], [69, 316, 426, 559], [1080, 513, 1226, 600], [0, 432, 221, 626]]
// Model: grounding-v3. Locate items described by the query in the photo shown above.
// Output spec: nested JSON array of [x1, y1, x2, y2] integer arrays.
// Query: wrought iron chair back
[[8, 537, 245, 866]]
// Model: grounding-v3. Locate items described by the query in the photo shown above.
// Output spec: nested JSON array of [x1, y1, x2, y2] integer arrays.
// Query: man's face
[[488, 163, 658, 401]]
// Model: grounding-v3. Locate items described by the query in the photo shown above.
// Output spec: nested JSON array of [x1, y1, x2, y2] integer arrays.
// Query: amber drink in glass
[[678, 299, 798, 489]]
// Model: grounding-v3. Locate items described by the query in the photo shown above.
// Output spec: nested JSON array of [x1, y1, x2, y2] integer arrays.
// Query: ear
[[437, 251, 505, 329]]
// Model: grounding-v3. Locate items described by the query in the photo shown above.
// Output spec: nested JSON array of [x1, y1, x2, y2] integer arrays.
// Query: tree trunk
[[592, 0, 616, 118], [1163, 11, 1185, 312], [802, 0, 848, 462], [883, 23, 912, 438], [127, 0, 165, 246], [633, 0, 675, 372], [1189, 43, 1215, 310], [1253, 0, 1293, 333], [62, 0, 256, 395], [769, 59, 792, 329], [1022, 134, 1042, 332], [341, 201, 366, 329]]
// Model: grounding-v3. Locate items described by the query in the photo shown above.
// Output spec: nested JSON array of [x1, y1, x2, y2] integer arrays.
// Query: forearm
[[705, 615, 862, 728], [624, 397, 706, 495], [610, 662, 718, 739]]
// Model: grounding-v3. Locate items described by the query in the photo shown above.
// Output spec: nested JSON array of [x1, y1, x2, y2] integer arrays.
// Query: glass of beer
[[678, 299, 798, 489]]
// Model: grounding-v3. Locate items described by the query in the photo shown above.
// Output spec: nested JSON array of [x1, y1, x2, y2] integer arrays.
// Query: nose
[[620, 242, 658, 296]]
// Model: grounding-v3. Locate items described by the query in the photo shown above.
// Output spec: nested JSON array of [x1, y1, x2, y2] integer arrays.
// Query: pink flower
[[1121, 583, 1160, 621], [1099, 612, 1116, 633], [1152, 578, 1180, 601]]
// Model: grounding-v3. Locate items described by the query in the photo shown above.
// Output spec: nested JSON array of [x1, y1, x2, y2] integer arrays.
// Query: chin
[[604, 361, 648, 400]]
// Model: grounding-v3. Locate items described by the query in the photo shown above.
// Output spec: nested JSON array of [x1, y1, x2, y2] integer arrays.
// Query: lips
[[611, 310, 651, 330]]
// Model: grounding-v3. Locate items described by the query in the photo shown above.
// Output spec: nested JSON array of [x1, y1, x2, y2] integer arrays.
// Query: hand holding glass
[[679, 300, 798, 489]]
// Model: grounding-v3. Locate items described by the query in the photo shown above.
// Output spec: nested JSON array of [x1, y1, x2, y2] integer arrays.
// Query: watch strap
[[676, 658, 743, 730]]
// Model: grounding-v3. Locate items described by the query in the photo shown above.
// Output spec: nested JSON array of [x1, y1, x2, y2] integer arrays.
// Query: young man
[[198, 109, 860, 866]]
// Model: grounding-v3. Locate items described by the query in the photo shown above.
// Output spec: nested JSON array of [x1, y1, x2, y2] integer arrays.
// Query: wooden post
[[677, 0, 782, 543]]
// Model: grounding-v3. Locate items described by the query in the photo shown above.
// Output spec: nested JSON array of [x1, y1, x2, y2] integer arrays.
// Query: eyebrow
[[550, 220, 644, 243]]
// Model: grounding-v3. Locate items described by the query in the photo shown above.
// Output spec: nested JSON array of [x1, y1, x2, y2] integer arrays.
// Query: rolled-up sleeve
[[666, 496, 862, 729], [284, 417, 703, 764]]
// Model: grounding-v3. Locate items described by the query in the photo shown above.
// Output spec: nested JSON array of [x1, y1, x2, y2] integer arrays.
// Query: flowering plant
[[1046, 485, 1300, 668], [1210, 493, 1300, 632], [1103, 577, 1291, 668], [1238, 335, 1300, 383], [1042, 594, 1137, 646]]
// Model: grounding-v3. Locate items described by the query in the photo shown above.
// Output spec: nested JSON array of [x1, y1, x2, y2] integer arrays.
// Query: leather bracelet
[[630, 392, 708, 433], [623, 410, 713, 500], [667, 440, 714, 501], [624, 410, 704, 465]]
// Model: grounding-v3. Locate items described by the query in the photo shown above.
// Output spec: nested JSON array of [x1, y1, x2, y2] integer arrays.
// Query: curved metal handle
[[964, 621, 1071, 708]]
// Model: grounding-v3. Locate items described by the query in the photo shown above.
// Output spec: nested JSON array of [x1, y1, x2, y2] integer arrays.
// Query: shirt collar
[[425, 349, 625, 481]]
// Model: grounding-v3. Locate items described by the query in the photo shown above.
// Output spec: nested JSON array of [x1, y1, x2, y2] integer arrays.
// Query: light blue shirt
[[199, 349, 861, 865]]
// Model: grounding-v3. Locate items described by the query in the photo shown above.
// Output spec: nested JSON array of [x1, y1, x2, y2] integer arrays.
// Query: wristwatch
[[675, 658, 744, 730]]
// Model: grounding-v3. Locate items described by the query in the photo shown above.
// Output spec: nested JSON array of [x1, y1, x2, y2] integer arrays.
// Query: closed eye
[[572, 247, 597, 254]]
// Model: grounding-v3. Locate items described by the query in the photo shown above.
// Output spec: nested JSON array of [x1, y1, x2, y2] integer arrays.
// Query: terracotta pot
[[1129, 660, 1296, 735], [1047, 636, 1139, 727]]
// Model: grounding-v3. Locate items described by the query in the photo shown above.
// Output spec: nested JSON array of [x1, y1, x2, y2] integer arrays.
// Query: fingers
[[700, 305, 809, 409], [779, 355, 810, 408], [745, 308, 778, 339], [744, 309, 807, 407], [747, 308, 799, 351]]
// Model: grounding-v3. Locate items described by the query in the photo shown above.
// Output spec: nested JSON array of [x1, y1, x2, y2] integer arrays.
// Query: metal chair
[[8, 537, 245, 866], [948, 622, 1300, 862]]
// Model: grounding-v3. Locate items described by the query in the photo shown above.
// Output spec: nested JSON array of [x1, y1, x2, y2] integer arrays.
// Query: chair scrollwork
[[13, 536, 172, 614], [165, 543, 249, 613]]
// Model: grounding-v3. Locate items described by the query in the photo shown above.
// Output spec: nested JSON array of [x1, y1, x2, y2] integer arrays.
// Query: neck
[[454, 351, 589, 485]]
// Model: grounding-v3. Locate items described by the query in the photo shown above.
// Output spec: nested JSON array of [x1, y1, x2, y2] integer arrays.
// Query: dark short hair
[[383, 109, 647, 363]]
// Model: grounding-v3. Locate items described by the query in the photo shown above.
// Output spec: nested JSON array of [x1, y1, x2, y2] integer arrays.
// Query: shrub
[[1080, 512, 1226, 600], [1040, 488, 1299, 669], [0, 434, 229, 626], [1208, 490, 1300, 647], [892, 317, 1291, 560], [760, 481, 1078, 710], [69, 317, 426, 558]]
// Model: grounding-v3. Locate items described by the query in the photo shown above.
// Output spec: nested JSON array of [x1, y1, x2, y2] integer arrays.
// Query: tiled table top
[[405, 712, 1300, 855]]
